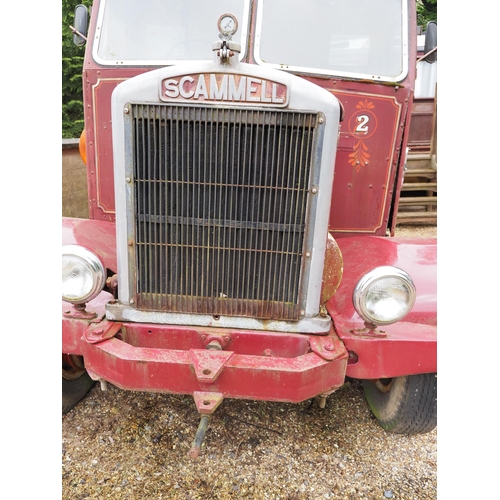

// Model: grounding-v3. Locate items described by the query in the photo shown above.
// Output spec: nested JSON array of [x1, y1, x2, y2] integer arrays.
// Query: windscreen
[[95, 0, 246, 63], [257, 0, 406, 81]]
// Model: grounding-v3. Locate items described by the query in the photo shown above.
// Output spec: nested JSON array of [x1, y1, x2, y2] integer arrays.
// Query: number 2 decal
[[355, 114, 370, 133], [348, 100, 377, 171]]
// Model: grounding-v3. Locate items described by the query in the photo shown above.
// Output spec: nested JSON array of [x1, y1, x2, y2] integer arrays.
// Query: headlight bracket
[[349, 323, 388, 337], [63, 302, 99, 320]]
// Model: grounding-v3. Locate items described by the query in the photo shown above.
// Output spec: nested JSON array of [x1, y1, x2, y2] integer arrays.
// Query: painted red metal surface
[[325, 235, 437, 379], [328, 88, 409, 235], [335, 318, 436, 379], [327, 235, 437, 326], [62, 217, 117, 272], [295, 78, 413, 236], [62, 300, 349, 402]]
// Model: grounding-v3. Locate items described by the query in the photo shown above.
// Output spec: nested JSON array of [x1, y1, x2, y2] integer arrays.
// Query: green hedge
[[62, 0, 92, 139], [417, 0, 437, 27]]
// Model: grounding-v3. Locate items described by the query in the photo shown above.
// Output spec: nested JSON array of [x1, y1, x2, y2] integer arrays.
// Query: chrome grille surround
[[107, 61, 341, 333]]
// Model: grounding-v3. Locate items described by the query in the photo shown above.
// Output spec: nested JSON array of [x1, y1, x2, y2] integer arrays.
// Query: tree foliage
[[62, 0, 92, 139], [417, 0, 437, 29]]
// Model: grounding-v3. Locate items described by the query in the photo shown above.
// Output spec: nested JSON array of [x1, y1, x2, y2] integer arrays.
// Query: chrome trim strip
[[106, 302, 332, 333]]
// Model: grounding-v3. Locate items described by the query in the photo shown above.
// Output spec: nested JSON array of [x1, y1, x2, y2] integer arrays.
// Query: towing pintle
[[188, 391, 224, 459], [189, 415, 211, 459]]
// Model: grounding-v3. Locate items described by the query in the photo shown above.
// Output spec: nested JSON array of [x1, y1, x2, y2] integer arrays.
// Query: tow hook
[[188, 391, 224, 459], [188, 335, 230, 457], [189, 415, 211, 459]]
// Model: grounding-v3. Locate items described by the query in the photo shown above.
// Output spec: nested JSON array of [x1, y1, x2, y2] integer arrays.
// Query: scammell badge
[[218, 13, 238, 38]]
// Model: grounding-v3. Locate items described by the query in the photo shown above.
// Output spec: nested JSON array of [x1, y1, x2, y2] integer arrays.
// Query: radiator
[[129, 104, 318, 320]]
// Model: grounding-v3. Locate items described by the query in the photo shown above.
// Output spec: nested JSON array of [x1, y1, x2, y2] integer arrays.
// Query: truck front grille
[[130, 104, 317, 321]]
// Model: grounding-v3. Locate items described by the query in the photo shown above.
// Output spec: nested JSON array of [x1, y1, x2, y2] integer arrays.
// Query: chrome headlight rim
[[62, 245, 106, 304], [353, 266, 416, 326]]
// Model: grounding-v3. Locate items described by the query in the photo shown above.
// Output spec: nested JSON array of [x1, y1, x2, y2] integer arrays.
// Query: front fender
[[62, 217, 117, 273], [326, 235, 437, 379]]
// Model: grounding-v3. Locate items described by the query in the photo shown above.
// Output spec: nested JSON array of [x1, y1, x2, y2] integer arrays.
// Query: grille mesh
[[130, 104, 317, 320]]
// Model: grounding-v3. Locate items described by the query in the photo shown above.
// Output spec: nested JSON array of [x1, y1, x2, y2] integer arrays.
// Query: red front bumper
[[63, 295, 349, 404]]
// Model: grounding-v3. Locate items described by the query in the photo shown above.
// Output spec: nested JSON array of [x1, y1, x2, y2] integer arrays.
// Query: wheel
[[363, 373, 437, 434], [62, 355, 95, 415]]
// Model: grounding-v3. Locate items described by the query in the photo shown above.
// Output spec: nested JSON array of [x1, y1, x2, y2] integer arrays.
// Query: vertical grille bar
[[131, 104, 317, 321]]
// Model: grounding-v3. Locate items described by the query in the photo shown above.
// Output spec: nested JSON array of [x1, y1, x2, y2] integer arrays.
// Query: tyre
[[363, 373, 437, 434], [62, 356, 95, 415]]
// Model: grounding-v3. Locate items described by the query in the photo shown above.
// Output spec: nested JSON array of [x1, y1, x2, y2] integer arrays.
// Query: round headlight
[[62, 245, 106, 304], [353, 266, 416, 326]]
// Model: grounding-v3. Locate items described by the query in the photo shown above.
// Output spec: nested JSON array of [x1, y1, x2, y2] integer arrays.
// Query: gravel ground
[[62, 224, 437, 500]]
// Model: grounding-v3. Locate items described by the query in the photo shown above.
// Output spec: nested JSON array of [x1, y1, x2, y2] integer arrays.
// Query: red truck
[[63, 0, 437, 457]]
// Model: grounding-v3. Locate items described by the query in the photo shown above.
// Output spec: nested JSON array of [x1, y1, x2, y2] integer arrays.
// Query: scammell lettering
[[161, 73, 287, 105]]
